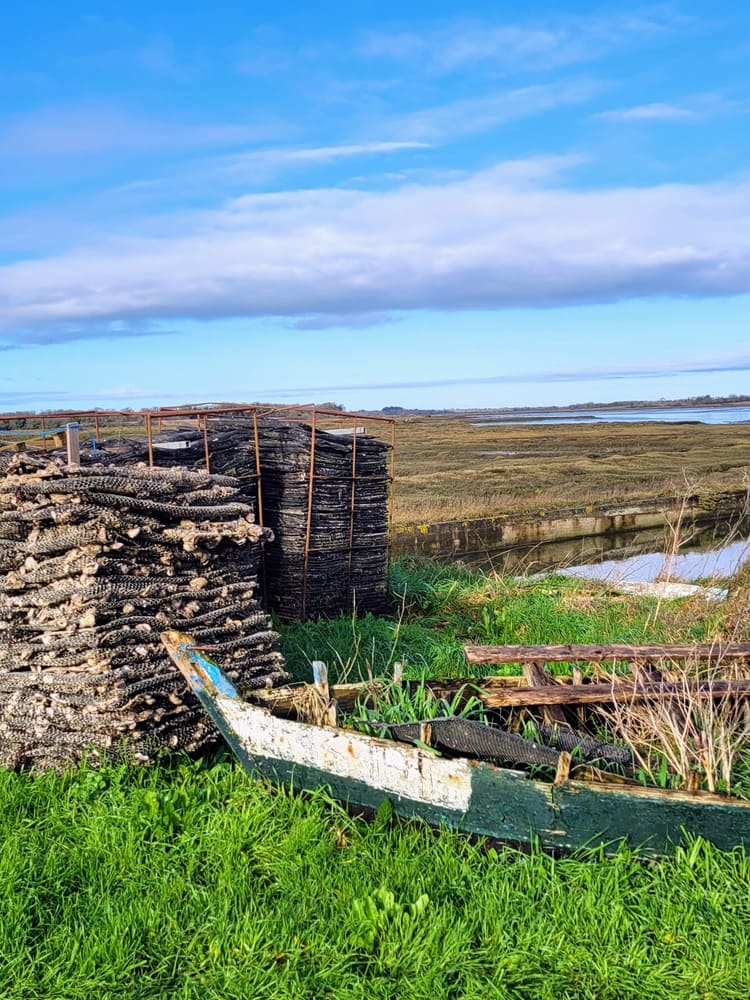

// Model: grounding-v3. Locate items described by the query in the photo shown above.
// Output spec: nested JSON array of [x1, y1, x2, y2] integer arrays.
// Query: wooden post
[[65, 424, 80, 466], [522, 661, 567, 725], [312, 660, 337, 727], [418, 722, 432, 747], [554, 751, 572, 785], [572, 667, 584, 727]]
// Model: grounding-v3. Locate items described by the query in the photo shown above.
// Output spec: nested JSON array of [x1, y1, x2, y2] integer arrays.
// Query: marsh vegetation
[[388, 414, 750, 525]]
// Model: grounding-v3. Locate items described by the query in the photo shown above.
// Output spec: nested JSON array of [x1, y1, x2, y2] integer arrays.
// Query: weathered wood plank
[[251, 669, 750, 716], [476, 678, 750, 709], [251, 675, 533, 716], [465, 642, 750, 664]]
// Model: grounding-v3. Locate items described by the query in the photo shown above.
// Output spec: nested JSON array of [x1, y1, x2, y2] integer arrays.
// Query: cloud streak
[[596, 102, 700, 122], [0, 103, 273, 161], [261, 353, 750, 396], [3, 353, 748, 412], [217, 141, 430, 173], [2, 158, 750, 346], [385, 80, 600, 141], [359, 8, 682, 73]]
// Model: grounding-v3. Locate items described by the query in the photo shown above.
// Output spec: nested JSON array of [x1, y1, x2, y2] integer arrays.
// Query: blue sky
[[1, 0, 749, 412]]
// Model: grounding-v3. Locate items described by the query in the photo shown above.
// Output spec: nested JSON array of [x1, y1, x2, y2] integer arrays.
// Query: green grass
[[3, 560, 750, 999], [2, 759, 750, 1000], [279, 559, 721, 683]]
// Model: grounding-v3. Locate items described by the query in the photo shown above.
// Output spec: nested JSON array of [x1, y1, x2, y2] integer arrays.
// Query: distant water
[[473, 404, 750, 426]]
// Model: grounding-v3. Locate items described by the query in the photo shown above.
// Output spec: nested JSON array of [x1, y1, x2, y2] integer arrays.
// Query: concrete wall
[[390, 489, 750, 561]]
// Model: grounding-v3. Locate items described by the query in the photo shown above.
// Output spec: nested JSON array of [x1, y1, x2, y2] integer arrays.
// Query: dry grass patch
[[389, 414, 750, 525]]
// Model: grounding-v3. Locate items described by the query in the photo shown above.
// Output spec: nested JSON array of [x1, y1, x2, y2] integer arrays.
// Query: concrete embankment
[[390, 489, 750, 563]]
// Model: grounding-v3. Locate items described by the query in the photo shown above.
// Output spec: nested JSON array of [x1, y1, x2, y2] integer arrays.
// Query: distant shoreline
[[380, 395, 750, 417]]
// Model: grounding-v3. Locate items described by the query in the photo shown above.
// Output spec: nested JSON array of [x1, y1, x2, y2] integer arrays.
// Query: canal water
[[561, 531, 750, 585], [471, 517, 750, 583], [467, 402, 750, 580]]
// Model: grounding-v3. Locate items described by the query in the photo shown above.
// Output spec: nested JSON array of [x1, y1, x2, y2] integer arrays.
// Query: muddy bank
[[390, 489, 750, 565]]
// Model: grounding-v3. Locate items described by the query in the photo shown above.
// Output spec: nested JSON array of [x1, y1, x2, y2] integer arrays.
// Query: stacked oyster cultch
[[0, 454, 288, 770], [91, 417, 392, 621]]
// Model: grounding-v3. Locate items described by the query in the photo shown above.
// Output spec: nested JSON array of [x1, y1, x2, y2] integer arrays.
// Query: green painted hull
[[245, 750, 750, 856]]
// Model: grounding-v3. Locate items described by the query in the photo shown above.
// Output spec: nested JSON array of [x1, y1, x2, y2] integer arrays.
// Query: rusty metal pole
[[202, 417, 211, 472], [252, 412, 264, 526], [388, 420, 396, 564], [145, 413, 154, 467], [252, 411, 269, 610], [302, 410, 318, 620], [348, 425, 358, 608]]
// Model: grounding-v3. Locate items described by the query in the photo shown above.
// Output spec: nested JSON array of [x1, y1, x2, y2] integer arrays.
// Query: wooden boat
[[162, 631, 750, 857]]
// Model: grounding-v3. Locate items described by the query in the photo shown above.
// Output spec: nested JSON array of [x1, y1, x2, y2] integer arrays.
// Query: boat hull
[[162, 631, 750, 856]]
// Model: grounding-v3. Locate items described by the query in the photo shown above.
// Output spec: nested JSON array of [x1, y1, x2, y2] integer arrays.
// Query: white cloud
[[359, 8, 682, 73], [595, 93, 750, 123], [0, 141, 433, 257], [596, 102, 700, 122], [2, 158, 750, 345]]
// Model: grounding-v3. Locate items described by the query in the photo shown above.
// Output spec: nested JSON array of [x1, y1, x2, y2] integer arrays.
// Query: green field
[[3, 561, 750, 999], [4, 759, 750, 1000]]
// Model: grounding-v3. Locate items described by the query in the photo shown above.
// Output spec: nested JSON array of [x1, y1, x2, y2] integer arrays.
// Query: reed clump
[[596, 656, 750, 795]]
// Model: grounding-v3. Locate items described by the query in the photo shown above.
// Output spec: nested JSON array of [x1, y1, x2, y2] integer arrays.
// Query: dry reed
[[596, 654, 750, 795]]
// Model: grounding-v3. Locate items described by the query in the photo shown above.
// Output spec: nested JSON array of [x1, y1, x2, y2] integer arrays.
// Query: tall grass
[[2, 760, 750, 999], [598, 656, 750, 795]]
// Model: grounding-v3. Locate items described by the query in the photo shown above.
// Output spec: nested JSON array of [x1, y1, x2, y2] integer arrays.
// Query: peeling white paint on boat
[[216, 695, 473, 812]]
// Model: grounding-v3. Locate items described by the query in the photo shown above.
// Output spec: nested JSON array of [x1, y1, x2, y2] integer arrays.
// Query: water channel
[[469, 517, 750, 583]]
